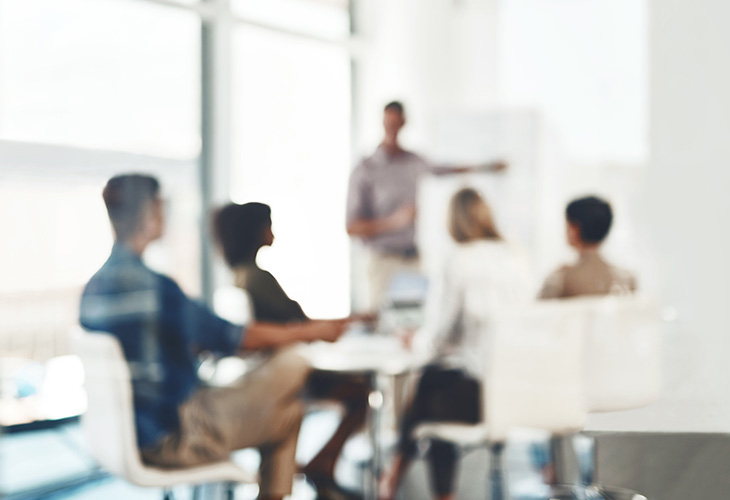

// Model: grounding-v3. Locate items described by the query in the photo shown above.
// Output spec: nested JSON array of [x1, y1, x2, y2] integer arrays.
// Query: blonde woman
[[379, 188, 530, 500]]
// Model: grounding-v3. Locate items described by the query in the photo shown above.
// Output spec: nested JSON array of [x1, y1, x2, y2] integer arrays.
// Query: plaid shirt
[[80, 243, 243, 449]]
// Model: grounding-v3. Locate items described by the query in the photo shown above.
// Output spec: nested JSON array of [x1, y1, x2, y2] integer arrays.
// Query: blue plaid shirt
[[79, 243, 243, 450]]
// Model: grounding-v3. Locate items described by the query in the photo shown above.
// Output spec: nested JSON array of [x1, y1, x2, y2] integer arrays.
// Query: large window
[[0, 0, 201, 159], [0, 0, 352, 495], [232, 0, 350, 41], [0, 177, 111, 294], [231, 26, 351, 318]]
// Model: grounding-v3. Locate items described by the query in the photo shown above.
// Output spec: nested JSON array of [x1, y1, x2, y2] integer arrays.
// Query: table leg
[[367, 371, 385, 500]]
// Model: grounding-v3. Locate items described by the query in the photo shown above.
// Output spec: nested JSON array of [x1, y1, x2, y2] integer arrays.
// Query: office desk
[[298, 334, 425, 500]]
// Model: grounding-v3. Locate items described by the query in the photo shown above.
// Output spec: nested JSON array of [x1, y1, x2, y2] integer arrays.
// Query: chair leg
[[488, 442, 507, 500], [573, 433, 597, 486], [224, 481, 236, 500]]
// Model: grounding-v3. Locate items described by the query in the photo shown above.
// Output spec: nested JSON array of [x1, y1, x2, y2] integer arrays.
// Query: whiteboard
[[416, 109, 546, 288]]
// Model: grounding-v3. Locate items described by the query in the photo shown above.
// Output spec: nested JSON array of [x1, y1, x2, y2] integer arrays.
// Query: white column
[[200, 0, 232, 304], [644, 0, 730, 428]]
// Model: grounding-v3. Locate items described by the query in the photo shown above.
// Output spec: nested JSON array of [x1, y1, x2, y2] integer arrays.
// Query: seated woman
[[213, 202, 368, 500], [379, 188, 530, 500]]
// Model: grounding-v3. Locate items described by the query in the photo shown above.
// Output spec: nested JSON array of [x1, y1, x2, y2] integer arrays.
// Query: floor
[[0, 410, 551, 500], [3, 412, 730, 500]]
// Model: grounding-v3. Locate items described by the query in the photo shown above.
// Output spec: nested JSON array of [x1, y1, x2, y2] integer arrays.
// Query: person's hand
[[487, 160, 508, 172], [349, 312, 379, 324], [386, 204, 416, 231], [397, 327, 417, 351]]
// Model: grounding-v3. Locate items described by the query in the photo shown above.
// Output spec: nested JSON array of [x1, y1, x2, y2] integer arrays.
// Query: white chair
[[71, 327, 258, 500], [583, 296, 661, 414], [576, 296, 662, 498], [414, 301, 589, 500]]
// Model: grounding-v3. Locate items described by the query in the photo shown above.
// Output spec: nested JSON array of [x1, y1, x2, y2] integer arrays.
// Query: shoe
[[307, 474, 363, 500]]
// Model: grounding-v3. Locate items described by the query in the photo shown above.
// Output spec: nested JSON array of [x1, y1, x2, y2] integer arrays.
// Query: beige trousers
[[367, 251, 421, 311], [142, 347, 311, 497]]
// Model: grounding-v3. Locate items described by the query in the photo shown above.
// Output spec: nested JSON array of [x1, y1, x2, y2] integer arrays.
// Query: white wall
[[586, 0, 730, 433], [633, 0, 730, 430], [497, 0, 648, 167], [354, 0, 499, 157]]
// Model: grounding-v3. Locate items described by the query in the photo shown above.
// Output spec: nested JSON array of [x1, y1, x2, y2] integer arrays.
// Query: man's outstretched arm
[[429, 160, 508, 176], [346, 204, 416, 239]]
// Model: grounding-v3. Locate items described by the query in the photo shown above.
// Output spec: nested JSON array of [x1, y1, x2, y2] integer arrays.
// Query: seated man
[[80, 174, 348, 500], [539, 195, 636, 299]]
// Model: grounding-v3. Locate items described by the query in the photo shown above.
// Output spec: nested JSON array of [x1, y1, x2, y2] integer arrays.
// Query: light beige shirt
[[539, 251, 636, 299]]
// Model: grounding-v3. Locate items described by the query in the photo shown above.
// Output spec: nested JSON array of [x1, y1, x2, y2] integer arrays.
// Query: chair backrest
[[214, 286, 254, 324], [580, 296, 662, 412], [485, 301, 588, 441], [70, 326, 148, 479]]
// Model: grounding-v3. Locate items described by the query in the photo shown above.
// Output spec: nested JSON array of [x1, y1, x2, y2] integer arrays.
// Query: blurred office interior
[[1, 0, 730, 498]]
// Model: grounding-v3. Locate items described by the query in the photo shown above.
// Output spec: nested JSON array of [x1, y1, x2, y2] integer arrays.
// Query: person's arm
[[240, 319, 348, 351], [346, 204, 416, 239], [538, 267, 568, 300], [428, 160, 508, 176], [346, 160, 417, 239], [415, 259, 463, 356], [168, 277, 346, 355]]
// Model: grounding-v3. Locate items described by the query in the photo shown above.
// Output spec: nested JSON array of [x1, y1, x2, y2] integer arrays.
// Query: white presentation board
[[416, 109, 548, 290]]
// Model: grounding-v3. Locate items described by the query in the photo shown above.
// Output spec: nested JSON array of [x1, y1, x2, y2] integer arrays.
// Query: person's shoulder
[[356, 149, 381, 168], [450, 240, 516, 270], [608, 263, 638, 290], [538, 264, 571, 299], [403, 149, 426, 161], [349, 155, 375, 182], [462, 239, 522, 256], [400, 149, 429, 168], [239, 264, 279, 289], [84, 254, 156, 293], [155, 272, 182, 291]]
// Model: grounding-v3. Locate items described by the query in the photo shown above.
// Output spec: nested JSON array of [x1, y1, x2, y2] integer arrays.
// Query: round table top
[[297, 333, 425, 376]]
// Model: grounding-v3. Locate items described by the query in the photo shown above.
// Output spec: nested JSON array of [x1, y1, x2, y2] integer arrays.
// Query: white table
[[297, 334, 425, 500]]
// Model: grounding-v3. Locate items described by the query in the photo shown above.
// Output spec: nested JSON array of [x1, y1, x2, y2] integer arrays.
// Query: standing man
[[346, 101, 505, 311], [80, 174, 348, 500]]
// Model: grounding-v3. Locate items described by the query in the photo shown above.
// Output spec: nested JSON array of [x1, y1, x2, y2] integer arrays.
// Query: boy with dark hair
[[81, 174, 348, 500], [539, 195, 636, 299]]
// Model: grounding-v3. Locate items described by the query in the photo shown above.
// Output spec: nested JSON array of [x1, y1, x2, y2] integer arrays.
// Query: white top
[[416, 240, 531, 377]]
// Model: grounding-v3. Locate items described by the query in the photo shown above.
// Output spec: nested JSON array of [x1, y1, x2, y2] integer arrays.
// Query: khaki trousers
[[367, 251, 421, 311], [142, 347, 311, 497]]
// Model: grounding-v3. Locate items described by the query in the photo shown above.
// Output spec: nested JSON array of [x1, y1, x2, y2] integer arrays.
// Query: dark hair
[[102, 174, 160, 240], [384, 101, 405, 115], [566, 196, 613, 244], [213, 202, 272, 267]]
